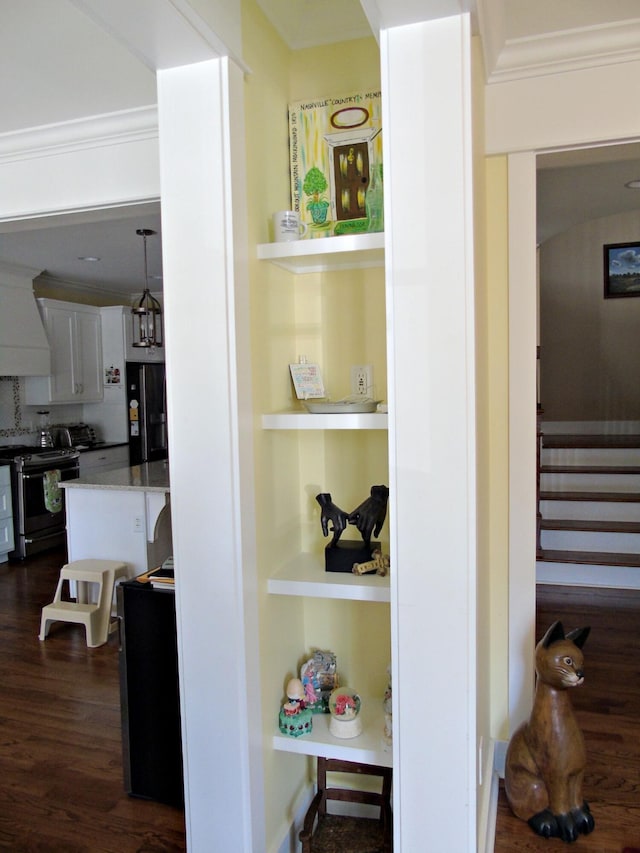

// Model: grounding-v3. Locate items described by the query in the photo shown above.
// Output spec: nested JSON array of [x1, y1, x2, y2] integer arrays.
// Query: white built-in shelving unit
[[259, 233, 391, 767]]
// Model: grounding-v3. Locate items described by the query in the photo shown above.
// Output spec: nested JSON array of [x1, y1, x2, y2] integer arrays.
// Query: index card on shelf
[[289, 362, 325, 399]]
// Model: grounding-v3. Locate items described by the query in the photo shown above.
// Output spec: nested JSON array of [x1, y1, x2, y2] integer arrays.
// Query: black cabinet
[[117, 579, 183, 807]]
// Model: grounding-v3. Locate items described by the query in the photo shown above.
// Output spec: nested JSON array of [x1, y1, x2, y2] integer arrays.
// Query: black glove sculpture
[[348, 485, 390, 546], [316, 493, 350, 547]]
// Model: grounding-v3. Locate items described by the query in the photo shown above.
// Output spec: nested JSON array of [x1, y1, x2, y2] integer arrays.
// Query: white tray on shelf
[[304, 399, 380, 414], [273, 696, 392, 767]]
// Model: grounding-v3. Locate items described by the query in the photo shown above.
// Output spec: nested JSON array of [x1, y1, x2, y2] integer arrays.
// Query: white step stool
[[39, 559, 129, 648]]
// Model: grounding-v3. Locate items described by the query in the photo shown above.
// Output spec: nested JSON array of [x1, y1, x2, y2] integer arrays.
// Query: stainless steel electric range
[[0, 446, 80, 560]]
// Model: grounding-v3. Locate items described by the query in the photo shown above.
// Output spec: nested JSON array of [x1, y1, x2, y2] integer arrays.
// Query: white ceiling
[[0, 204, 163, 299], [0, 1, 639, 294], [538, 143, 640, 245]]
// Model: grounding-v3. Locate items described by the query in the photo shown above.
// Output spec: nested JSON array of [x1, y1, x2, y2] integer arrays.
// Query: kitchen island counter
[[60, 460, 169, 493], [60, 460, 171, 576]]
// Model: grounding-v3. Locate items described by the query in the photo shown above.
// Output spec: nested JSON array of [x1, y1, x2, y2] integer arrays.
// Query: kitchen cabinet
[[258, 233, 391, 768], [25, 299, 103, 404], [0, 465, 14, 563], [79, 444, 129, 476]]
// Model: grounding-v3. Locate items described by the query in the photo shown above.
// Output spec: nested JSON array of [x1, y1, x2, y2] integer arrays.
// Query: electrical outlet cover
[[351, 364, 373, 396]]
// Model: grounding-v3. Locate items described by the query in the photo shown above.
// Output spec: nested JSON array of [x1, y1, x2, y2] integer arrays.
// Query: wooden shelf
[[257, 232, 384, 273], [262, 410, 388, 430], [267, 553, 390, 602], [273, 696, 392, 767]]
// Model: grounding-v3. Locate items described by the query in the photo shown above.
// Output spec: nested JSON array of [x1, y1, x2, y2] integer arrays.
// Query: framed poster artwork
[[603, 241, 640, 298], [288, 89, 383, 237]]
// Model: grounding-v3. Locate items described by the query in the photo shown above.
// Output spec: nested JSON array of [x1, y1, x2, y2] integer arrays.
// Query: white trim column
[[382, 15, 477, 850], [507, 151, 537, 729], [157, 57, 263, 851]]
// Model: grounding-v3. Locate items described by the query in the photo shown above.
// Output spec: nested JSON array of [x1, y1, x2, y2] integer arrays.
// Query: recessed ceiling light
[[78, 255, 101, 262], [625, 179, 640, 189]]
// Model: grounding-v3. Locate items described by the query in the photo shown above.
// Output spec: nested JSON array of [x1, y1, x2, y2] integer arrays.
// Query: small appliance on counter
[[51, 422, 98, 450], [37, 411, 54, 448]]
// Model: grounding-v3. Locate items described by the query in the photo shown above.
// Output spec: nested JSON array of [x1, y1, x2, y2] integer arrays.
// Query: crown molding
[[0, 105, 158, 164], [486, 17, 640, 83], [34, 272, 134, 304]]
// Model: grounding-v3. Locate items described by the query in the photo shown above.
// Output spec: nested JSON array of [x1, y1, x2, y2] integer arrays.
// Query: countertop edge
[[59, 460, 170, 493], [60, 481, 170, 493]]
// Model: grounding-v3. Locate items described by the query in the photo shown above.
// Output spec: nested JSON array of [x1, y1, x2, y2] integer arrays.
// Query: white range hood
[[0, 261, 50, 376]]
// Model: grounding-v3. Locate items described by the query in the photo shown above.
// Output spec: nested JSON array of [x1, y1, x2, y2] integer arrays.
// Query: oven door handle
[[24, 531, 68, 545], [21, 467, 80, 480]]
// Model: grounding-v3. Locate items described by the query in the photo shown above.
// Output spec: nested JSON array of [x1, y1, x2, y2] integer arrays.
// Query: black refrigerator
[[126, 362, 168, 464], [117, 579, 184, 807]]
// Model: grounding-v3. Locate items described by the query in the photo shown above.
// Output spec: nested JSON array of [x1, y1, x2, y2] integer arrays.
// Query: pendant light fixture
[[131, 228, 163, 349]]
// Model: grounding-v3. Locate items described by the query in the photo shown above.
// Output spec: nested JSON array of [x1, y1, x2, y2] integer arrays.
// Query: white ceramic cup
[[273, 210, 308, 242]]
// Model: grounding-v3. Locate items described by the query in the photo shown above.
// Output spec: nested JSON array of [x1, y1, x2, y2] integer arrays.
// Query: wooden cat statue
[[505, 620, 595, 843]]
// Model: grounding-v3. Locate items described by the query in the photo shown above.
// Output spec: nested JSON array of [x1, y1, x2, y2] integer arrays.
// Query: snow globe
[[328, 687, 362, 739]]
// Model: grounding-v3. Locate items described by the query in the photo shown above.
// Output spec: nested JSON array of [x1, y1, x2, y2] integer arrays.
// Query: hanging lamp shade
[[132, 228, 163, 348]]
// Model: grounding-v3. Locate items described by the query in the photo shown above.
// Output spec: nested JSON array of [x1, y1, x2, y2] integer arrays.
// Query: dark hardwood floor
[[0, 547, 186, 852], [5, 551, 638, 851], [494, 584, 640, 852]]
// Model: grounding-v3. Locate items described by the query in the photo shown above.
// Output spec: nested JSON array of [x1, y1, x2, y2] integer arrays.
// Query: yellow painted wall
[[242, 2, 388, 849]]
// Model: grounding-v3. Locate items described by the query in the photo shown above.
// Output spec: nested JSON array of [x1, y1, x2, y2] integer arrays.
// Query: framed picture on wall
[[603, 241, 640, 298], [288, 89, 383, 237]]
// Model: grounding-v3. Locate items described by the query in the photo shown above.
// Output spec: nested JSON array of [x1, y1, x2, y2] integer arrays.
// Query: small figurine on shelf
[[382, 664, 392, 751], [279, 677, 313, 738], [329, 687, 362, 739], [353, 548, 390, 576], [348, 485, 389, 547], [317, 485, 390, 573], [316, 493, 349, 547], [301, 649, 338, 713]]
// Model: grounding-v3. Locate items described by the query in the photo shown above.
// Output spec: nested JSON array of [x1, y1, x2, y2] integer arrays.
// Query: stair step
[[541, 447, 640, 466], [540, 518, 640, 533], [540, 498, 640, 522], [540, 527, 640, 553], [540, 491, 640, 502], [537, 548, 640, 568], [542, 434, 640, 449], [541, 465, 640, 474], [540, 471, 640, 492]]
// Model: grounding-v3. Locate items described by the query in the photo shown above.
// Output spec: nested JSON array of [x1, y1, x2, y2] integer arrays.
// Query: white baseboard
[[273, 782, 313, 853], [478, 739, 507, 853]]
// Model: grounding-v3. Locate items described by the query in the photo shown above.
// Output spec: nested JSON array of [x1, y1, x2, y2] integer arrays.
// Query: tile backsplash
[[0, 376, 83, 444]]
